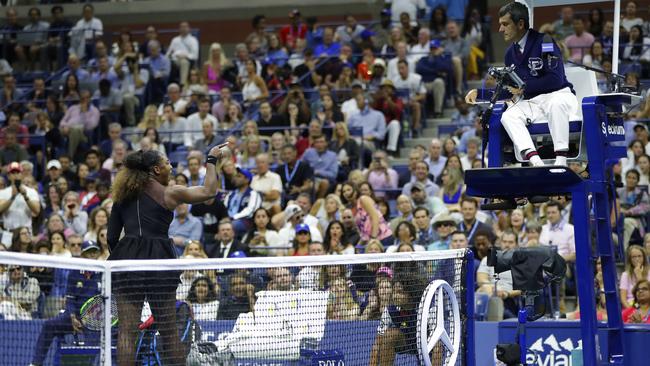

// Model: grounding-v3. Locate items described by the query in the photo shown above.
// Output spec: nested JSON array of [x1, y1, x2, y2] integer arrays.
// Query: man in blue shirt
[[416, 40, 453, 117], [224, 167, 262, 237], [347, 94, 387, 151], [144, 40, 171, 105], [313, 27, 341, 57], [427, 213, 458, 251], [301, 134, 338, 198], [169, 202, 203, 256], [61, 53, 90, 81], [466, 1, 578, 167]]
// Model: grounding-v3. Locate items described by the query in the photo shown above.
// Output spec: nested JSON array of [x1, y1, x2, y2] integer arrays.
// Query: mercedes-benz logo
[[417, 280, 461, 366]]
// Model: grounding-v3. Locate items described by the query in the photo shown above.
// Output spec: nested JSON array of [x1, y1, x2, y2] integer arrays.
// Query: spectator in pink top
[[620, 246, 650, 308], [59, 89, 100, 159], [564, 17, 595, 63], [363, 150, 398, 198]]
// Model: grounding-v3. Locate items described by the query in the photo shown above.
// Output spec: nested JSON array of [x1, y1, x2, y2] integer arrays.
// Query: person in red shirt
[[0, 113, 29, 147], [371, 79, 403, 156], [295, 120, 323, 158], [279, 9, 307, 52], [622, 279, 650, 324], [356, 45, 375, 81]]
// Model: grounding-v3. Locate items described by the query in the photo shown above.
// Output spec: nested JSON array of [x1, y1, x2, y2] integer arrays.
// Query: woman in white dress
[[241, 59, 269, 109]]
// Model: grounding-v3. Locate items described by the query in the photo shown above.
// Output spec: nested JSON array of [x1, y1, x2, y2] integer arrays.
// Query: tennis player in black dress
[[107, 145, 227, 365]]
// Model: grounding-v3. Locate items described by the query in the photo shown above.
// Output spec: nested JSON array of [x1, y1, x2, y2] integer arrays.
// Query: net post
[[102, 261, 112, 366], [465, 249, 476, 366]]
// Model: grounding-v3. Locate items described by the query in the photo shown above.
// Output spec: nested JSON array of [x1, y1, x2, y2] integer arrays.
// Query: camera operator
[[477, 230, 521, 318], [0, 162, 40, 231], [465, 2, 578, 167]]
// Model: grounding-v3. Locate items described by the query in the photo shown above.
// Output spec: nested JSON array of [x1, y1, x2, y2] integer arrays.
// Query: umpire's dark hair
[[499, 2, 530, 30]]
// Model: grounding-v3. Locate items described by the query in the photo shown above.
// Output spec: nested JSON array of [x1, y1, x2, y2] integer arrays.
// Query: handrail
[[263, 19, 377, 33], [121, 125, 363, 140], [121, 124, 362, 165], [0, 85, 414, 109], [0, 27, 75, 36], [0, 26, 198, 39], [108, 28, 200, 38], [3, 26, 200, 104], [541, 42, 650, 76]]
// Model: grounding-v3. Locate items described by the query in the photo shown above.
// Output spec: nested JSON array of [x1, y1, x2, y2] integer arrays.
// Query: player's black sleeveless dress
[[107, 180, 179, 295]]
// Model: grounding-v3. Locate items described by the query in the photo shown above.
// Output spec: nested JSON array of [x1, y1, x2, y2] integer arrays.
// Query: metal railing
[[121, 124, 363, 166]]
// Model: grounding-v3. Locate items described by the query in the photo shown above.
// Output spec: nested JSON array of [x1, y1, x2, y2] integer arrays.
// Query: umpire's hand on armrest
[[465, 89, 478, 104]]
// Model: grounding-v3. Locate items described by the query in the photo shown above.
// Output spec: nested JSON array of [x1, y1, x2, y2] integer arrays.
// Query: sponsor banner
[[498, 321, 587, 366]]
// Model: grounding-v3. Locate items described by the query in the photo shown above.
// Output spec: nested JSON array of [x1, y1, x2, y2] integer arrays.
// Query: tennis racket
[[79, 295, 119, 331]]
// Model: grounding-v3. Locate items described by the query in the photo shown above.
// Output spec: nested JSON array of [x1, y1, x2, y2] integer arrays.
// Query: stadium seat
[[391, 164, 409, 179], [28, 135, 45, 148], [373, 188, 402, 200], [15, 71, 50, 84], [169, 149, 189, 167], [437, 123, 458, 137]]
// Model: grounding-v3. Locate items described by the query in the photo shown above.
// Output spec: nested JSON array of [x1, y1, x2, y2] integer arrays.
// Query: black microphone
[[487, 246, 497, 267]]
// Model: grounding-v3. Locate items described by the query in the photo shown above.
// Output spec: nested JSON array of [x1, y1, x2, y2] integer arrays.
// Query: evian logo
[[601, 122, 625, 136], [526, 334, 580, 366]]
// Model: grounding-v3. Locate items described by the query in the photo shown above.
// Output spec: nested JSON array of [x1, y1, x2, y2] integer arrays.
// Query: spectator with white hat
[[277, 204, 323, 252], [43, 159, 62, 187], [427, 213, 458, 251]]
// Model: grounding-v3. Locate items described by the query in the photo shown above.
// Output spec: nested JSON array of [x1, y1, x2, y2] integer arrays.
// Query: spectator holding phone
[[364, 150, 398, 198], [0, 162, 40, 231], [61, 191, 88, 236]]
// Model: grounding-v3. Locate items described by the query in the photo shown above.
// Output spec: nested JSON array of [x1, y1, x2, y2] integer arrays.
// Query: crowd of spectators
[[1, 1, 650, 336]]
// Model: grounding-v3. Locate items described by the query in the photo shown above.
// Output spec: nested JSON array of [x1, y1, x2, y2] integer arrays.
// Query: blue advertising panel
[[498, 320, 650, 366]]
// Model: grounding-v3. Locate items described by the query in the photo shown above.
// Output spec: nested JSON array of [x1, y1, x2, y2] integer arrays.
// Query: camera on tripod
[[489, 246, 566, 365]]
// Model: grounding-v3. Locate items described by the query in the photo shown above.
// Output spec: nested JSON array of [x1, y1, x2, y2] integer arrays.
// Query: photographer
[[465, 2, 578, 167], [0, 162, 40, 231], [477, 230, 521, 318], [364, 150, 398, 197]]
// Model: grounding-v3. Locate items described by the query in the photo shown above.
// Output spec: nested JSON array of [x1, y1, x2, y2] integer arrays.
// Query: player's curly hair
[[111, 150, 162, 203]]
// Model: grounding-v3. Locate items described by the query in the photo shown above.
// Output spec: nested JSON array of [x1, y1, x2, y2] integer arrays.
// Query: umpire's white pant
[[501, 87, 579, 154], [386, 120, 401, 152]]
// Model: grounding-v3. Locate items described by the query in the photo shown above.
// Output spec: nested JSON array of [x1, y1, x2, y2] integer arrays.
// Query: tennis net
[[0, 249, 474, 366]]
